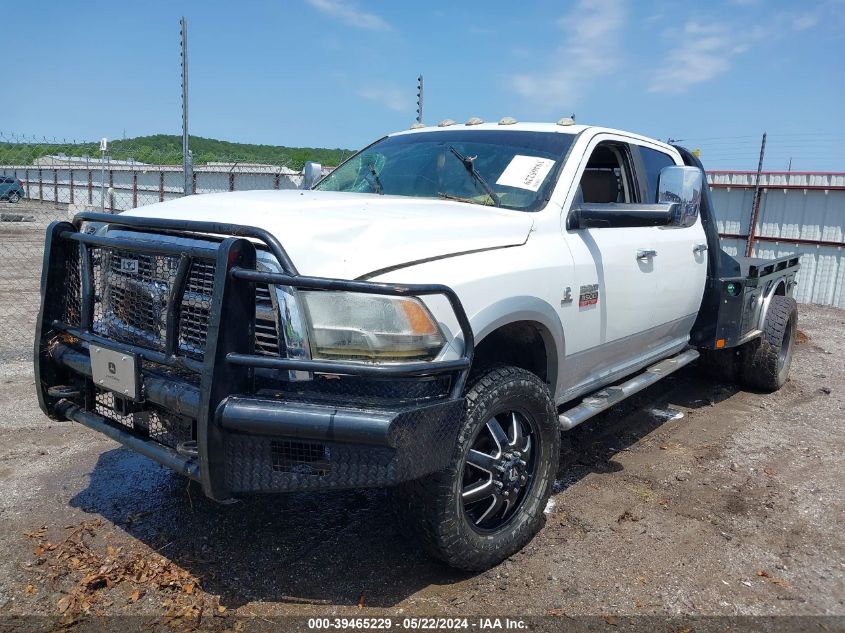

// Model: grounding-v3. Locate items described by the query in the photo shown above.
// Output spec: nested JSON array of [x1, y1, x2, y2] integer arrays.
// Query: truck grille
[[62, 243, 281, 361]]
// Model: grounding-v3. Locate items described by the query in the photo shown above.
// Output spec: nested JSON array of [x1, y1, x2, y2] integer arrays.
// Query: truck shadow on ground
[[68, 365, 739, 609]]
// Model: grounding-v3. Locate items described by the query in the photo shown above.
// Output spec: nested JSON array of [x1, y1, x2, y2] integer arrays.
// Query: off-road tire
[[739, 295, 798, 391], [392, 365, 560, 571], [7, 191, 20, 203], [698, 347, 740, 383]]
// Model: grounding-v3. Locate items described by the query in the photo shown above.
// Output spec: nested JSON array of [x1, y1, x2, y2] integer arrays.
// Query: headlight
[[299, 291, 446, 362]]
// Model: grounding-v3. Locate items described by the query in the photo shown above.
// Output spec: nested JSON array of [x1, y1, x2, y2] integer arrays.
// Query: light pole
[[99, 137, 107, 213], [180, 16, 192, 196]]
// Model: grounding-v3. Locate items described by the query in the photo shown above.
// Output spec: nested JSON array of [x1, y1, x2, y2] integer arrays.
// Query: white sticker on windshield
[[496, 155, 556, 192]]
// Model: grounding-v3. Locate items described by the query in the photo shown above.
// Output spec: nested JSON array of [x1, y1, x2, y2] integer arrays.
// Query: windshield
[[314, 129, 576, 211]]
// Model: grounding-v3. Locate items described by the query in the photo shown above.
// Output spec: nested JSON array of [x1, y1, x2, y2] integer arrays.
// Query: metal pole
[[416, 75, 424, 124], [100, 148, 106, 213], [745, 132, 767, 257], [181, 16, 192, 196]]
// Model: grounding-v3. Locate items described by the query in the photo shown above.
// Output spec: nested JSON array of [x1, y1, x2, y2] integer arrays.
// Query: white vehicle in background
[[36, 118, 799, 570]]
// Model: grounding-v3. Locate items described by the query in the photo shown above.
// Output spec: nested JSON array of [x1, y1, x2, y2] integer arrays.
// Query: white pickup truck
[[35, 120, 799, 570]]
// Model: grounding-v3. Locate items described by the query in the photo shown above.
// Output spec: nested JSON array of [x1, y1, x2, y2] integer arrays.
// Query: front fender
[[470, 296, 565, 396]]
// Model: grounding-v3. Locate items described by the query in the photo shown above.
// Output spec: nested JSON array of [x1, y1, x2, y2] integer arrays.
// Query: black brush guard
[[35, 212, 474, 501]]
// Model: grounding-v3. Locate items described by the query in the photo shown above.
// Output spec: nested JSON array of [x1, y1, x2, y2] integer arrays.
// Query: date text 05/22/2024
[[306, 617, 527, 630]]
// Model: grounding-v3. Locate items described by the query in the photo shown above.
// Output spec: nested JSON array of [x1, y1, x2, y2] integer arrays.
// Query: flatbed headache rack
[[35, 211, 475, 500]]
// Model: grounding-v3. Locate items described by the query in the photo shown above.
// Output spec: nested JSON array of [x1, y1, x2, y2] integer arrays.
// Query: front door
[[556, 137, 704, 400]]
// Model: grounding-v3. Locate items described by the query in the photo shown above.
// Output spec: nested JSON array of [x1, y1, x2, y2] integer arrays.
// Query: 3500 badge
[[579, 283, 599, 307]]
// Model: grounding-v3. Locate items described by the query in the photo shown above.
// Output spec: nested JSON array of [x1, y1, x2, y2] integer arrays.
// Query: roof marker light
[[438, 119, 456, 127], [465, 117, 483, 126], [498, 116, 517, 125], [557, 117, 575, 126], [409, 122, 425, 129]]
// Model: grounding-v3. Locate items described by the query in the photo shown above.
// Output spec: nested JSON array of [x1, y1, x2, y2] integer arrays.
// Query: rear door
[[630, 142, 707, 340]]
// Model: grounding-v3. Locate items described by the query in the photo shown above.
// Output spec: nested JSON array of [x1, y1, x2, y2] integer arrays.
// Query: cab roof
[[389, 121, 676, 154]]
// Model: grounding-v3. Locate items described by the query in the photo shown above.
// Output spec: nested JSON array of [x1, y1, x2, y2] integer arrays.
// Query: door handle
[[693, 243, 708, 254], [636, 249, 657, 260]]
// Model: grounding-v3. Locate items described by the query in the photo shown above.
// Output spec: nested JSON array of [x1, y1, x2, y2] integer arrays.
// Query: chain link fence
[[0, 132, 310, 360]]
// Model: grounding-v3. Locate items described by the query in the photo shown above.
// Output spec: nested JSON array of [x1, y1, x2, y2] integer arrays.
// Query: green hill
[[0, 134, 355, 170]]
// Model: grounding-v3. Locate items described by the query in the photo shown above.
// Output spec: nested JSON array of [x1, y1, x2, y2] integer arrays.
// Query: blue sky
[[4, 0, 844, 170]]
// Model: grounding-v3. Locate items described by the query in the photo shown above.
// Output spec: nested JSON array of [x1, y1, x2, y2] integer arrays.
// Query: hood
[[123, 190, 533, 279]]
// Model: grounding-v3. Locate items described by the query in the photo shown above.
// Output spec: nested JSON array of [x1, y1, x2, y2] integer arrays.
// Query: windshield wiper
[[447, 146, 501, 207], [437, 191, 497, 206], [367, 165, 384, 194]]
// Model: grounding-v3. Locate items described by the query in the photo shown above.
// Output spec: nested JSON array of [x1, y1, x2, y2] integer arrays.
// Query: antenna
[[416, 75, 424, 124]]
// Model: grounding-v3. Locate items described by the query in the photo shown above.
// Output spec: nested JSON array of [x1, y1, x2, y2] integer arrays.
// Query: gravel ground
[[0, 310, 842, 624], [0, 209, 842, 628]]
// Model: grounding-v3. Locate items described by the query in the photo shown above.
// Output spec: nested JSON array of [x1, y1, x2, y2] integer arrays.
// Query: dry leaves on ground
[[24, 519, 226, 628]]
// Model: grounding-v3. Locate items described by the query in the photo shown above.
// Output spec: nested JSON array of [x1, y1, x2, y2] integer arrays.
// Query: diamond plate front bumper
[[35, 213, 473, 501]]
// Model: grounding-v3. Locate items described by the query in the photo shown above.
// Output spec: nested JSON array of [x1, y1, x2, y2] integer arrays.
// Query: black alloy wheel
[[461, 410, 536, 532]]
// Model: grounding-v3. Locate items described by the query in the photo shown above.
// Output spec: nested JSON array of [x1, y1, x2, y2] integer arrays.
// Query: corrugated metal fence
[[708, 172, 845, 308]]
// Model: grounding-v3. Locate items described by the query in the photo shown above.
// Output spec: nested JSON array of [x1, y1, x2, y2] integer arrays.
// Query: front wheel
[[393, 366, 560, 571], [7, 191, 20, 203]]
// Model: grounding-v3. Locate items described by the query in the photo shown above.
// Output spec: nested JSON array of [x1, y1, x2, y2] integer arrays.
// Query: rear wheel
[[393, 366, 560, 571], [739, 295, 798, 391]]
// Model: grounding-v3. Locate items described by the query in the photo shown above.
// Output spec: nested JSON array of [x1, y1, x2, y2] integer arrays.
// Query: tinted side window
[[638, 147, 676, 203]]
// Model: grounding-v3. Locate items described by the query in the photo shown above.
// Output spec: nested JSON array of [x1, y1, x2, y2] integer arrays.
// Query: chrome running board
[[558, 348, 699, 431]]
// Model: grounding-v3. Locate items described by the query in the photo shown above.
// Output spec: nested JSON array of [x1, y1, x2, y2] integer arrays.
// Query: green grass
[[0, 134, 355, 170]]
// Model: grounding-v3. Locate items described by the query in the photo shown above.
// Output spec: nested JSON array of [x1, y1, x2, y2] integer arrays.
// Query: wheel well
[[472, 321, 552, 384], [773, 281, 786, 296]]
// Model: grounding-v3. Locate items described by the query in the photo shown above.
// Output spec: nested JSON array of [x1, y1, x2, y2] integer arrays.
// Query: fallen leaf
[[218, 605, 227, 613], [757, 570, 770, 578], [604, 615, 618, 626], [57, 596, 70, 613], [25, 585, 35, 594], [182, 583, 194, 595], [357, 593, 365, 608], [130, 589, 143, 603]]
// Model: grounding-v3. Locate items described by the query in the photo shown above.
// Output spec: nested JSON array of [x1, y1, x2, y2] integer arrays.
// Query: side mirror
[[657, 165, 702, 227], [302, 162, 322, 189]]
